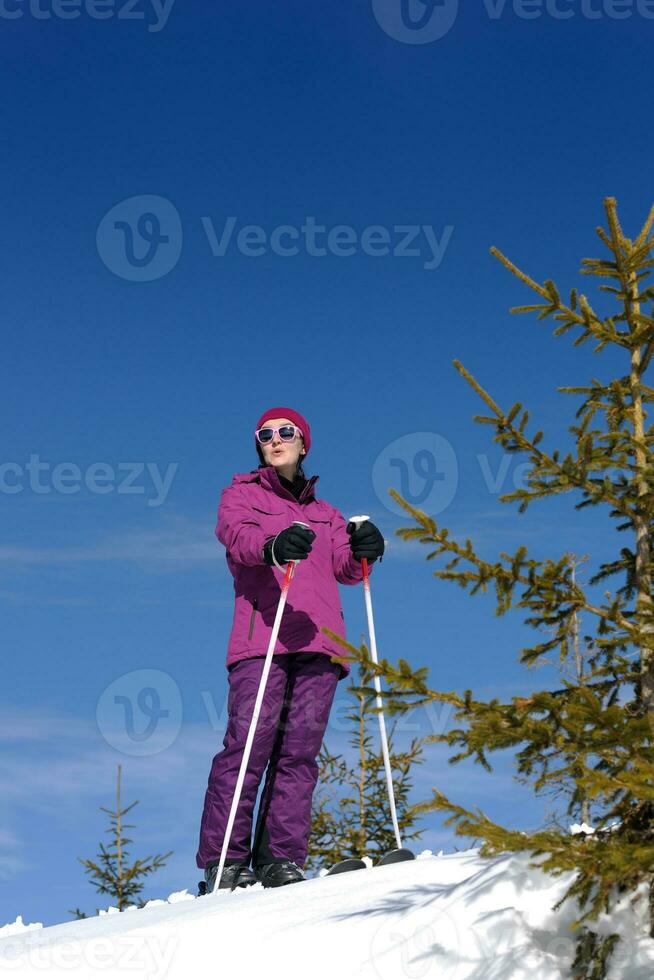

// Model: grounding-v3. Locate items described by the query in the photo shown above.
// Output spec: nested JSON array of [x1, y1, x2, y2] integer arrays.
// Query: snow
[[1, 848, 654, 979], [0, 915, 43, 939], [569, 822, 595, 836]]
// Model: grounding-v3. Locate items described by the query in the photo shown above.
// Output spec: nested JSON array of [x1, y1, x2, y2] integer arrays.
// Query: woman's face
[[259, 417, 305, 472]]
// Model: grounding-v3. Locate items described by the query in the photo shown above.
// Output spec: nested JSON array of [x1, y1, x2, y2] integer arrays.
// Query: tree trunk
[[629, 272, 654, 739]]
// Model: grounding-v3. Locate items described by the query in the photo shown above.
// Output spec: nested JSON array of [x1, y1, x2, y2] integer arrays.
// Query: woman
[[196, 406, 385, 891]]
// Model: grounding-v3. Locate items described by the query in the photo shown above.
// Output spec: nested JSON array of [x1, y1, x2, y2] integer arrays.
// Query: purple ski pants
[[196, 651, 341, 870]]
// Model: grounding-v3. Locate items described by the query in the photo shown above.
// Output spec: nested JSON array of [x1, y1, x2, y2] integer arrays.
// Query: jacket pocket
[[251, 504, 287, 537], [248, 598, 258, 640], [305, 514, 331, 538]]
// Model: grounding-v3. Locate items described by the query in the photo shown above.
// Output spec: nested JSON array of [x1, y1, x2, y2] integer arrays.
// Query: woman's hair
[[256, 440, 307, 479]]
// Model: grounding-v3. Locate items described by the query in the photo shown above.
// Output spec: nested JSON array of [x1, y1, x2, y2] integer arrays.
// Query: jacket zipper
[[248, 598, 258, 641]]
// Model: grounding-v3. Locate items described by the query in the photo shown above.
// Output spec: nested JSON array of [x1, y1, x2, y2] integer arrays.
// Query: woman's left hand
[[346, 520, 385, 561]]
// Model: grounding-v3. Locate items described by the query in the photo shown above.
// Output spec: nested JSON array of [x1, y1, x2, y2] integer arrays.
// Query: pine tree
[[323, 198, 654, 977], [306, 654, 426, 871], [69, 764, 172, 917]]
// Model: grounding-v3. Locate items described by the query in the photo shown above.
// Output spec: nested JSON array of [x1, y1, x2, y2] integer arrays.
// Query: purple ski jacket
[[216, 464, 374, 679]]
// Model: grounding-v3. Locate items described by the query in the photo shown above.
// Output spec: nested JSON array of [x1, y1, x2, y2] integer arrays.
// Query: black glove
[[263, 524, 316, 565], [346, 520, 384, 561]]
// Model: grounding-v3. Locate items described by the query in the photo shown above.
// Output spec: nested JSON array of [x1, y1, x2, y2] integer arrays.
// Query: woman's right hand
[[263, 524, 316, 565]]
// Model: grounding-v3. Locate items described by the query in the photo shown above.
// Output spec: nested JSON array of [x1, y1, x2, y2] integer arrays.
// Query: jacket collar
[[234, 466, 319, 504]]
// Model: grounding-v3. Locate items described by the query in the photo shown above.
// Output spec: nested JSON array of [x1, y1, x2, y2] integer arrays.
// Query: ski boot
[[198, 860, 258, 894], [254, 859, 305, 888]]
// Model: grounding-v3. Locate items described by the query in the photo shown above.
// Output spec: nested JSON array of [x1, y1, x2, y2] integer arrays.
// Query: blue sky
[[1, 1, 652, 926]]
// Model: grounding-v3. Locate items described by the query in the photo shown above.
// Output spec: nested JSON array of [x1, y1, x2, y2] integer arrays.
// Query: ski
[[324, 858, 367, 876], [375, 848, 415, 866], [198, 850, 414, 893], [322, 849, 415, 877]]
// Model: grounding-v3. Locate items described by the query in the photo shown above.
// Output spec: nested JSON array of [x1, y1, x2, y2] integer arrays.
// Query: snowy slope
[[2, 849, 654, 980]]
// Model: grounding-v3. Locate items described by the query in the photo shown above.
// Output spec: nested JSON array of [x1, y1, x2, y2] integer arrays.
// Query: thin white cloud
[[0, 829, 21, 848], [0, 851, 30, 880], [0, 711, 91, 742], [0, 706, 221, 804], [0, 591, 96, 607], [0, 517, 226, 571]]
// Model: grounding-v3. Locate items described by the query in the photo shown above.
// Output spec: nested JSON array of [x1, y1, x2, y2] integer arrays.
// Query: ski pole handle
[[271, 521, 312, 576], [348, 514, 371, 579], [287, 521, 311, 577]]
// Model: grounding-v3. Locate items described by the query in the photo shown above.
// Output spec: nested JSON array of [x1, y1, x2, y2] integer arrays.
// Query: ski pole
[[349, 515, 403, 852], [211, 521, 311, 894]]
